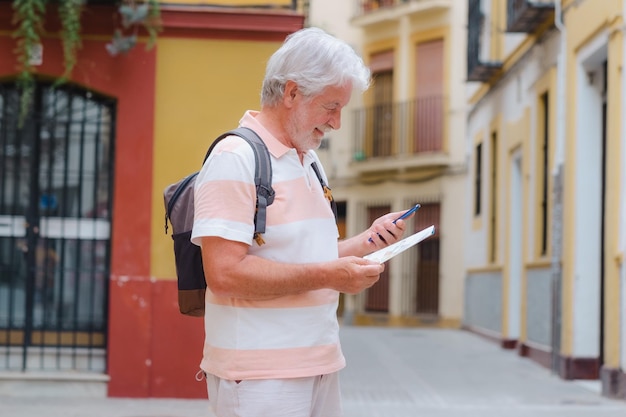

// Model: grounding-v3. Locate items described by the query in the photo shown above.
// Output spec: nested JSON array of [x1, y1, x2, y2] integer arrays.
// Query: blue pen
[[368, 204, 421, 243]]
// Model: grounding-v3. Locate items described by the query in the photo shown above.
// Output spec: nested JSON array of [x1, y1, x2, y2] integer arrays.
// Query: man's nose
[[328, 111, 341, 130]]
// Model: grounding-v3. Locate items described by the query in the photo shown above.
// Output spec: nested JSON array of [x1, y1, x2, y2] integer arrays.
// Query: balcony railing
[[507, 0, 555, 33], [352, 96, 445, 161], [467, 0, 502, 82], [354, 0, 407, 16]]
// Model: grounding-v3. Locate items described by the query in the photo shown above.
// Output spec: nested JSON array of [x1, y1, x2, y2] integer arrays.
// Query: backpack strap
[[310, 162, 338, 222], [205, 127, 275, 246]]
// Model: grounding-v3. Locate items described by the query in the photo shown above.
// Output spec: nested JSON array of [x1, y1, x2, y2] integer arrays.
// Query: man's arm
[[200, 236, 384, 300]]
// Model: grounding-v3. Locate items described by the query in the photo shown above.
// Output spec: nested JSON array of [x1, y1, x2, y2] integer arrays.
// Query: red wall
[[109, 279, 206, 398]]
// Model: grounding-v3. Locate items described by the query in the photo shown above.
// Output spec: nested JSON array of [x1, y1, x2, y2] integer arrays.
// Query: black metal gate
[[0, 82, 115, 372]]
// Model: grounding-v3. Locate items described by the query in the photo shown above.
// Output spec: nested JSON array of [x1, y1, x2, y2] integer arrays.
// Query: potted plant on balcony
[[11, 0, 161, 122]]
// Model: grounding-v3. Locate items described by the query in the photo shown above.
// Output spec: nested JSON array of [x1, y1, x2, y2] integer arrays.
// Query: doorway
[[0, 82, 115, 372], [365, 205, 391, 312]]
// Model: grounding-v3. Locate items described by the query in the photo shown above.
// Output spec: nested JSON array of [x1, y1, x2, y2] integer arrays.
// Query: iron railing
[[467, 0, 502, 82], [507, 0, 555, 33], [352, 95, 445, 161], [354, 0, 410, 16]]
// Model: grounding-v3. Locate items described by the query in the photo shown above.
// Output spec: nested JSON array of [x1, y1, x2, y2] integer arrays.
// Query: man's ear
[[283, 81, 298, 107]]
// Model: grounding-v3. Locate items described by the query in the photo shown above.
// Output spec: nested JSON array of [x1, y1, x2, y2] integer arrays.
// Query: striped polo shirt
[[191, 111, 344, 380]]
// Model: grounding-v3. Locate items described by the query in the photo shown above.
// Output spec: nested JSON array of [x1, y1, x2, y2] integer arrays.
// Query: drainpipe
[[550, 0, 566, 376], [618, 0, 626, 371], [553, 0, 566, 172]]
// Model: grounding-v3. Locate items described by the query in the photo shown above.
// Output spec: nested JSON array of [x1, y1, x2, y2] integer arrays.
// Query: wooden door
[[365, 205, 390, 312]]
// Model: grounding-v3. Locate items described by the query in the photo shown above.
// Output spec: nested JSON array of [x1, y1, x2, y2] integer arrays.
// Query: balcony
[[467, 0, 502, 82], [352, 0, 451, 24], [355, 0, 406, 15], [507, 0, 555, 33], [351, 96, 450, 174]]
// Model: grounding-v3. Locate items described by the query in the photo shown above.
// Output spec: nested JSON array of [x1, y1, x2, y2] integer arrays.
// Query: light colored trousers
[[205, 372, 342, 417]]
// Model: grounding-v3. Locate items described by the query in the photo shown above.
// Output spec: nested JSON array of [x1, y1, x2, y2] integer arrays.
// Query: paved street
[[1, 326, 626, 417], [340, 327, 626, 417]]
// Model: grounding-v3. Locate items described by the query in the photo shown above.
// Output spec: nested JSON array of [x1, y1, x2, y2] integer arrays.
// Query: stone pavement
[[1, 326, 626, 417], [339, 326, 626, 417]]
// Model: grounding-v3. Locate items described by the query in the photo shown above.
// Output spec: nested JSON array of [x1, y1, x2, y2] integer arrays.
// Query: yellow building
[[465, 0, 626, 399], [307, 0, 467, 327]]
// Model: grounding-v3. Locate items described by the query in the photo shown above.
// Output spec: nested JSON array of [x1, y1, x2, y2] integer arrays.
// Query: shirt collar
[[239, 110, 301, 159]]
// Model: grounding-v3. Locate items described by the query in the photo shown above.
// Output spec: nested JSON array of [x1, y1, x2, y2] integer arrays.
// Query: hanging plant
[[106, 0, 162, 56], [11, 0, 161, 124], [12, 0, 47, 123], [57, 0, 83, 82]]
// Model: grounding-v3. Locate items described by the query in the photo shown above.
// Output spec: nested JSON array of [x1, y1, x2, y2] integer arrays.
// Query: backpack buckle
[[322, 185, 333, 203]]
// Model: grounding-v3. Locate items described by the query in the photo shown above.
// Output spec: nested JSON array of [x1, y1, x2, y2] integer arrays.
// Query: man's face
[[286, 83, 353, 153]]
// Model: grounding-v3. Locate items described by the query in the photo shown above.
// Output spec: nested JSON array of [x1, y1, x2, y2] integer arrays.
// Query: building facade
[[465, 0, 626, 399], [0, 0, 303, 398], [309, 0, 468, 328]]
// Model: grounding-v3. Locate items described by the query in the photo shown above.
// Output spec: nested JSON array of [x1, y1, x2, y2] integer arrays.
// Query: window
[[372, 70, 393, 157], [474, 142, 482, 216], [369, 50, 394, 157], [539, 92, 549, 256], [415, 39, 444, 152], [489, 132, 498, 263]]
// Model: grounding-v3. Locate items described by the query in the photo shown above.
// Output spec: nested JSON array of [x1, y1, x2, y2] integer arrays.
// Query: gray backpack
[[164, 127, 275, 316]]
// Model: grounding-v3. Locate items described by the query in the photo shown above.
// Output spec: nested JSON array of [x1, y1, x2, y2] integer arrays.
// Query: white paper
[[363, 225, 435, 263]]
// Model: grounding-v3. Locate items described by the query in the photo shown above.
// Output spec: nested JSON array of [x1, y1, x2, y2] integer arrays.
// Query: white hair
[[261, 27, 371, 107]]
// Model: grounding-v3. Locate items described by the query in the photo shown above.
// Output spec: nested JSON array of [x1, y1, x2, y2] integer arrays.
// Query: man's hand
[[365, 210, 410, 249], [328, 256, 384, 294], [337, 209, 414, 258]]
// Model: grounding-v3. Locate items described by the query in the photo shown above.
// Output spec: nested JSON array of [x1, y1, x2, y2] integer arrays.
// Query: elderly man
[[192, 27, 411, 417]]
